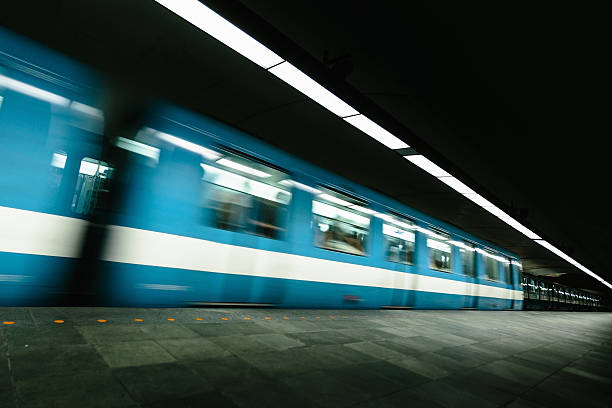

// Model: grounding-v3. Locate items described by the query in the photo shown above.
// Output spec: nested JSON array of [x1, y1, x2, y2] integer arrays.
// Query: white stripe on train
[[0, 206, 522, 301]]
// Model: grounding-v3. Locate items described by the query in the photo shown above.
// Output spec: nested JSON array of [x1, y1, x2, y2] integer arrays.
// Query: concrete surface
[[1, 308, 611, 407]]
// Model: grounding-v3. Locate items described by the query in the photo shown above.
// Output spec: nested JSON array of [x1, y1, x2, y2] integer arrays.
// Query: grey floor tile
[[156, 337, 232, 360], [184, 355, 268, 387], [337, 328, 386, 342], [96, 340, 176, 368], [143, 390, 239, 408], [504, 398, 548, 408], [9, 344, 108, 382], [15, 370, 135, 408], [390, 355, 451, 380], [350, 388, 445, 408], [5, 326, 86, 350], [409, 380, 498, 408], [281, 370, 367, 407], [441, 372, 519, 405], [308, 344, 379, 366], [113, 362, 213, 405], [190, 322, 273, 337], [345, 341, 408, 361], [478, 359, 549, 387], [209, 335, 277, 356], [221, 378, 316, 408], [286, 330, 357, 345], [248, 333, 305, 350], [77, 325, 147, 344], [137, 324, 199, 340], [238, 348, 333, 377], [354, 360, 430, 387]]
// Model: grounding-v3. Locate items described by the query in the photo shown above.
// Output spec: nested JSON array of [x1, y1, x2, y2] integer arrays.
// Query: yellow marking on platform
[[54, 320, 64, 324], [221, 317, 229, 320], [243, 317, 251, 320], [195, 317, 203, 321], [134, 318, 143, 322], [97, 319, 107, 323], [167, 318, 175, 322], [2, 321, 15, 325], [265, 317, 271, 320]]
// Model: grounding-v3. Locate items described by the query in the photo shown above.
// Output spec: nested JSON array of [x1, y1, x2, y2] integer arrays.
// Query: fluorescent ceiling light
[[278, 179, 321, 194], [437, 176, 475, 194], [462, 193, 494, 208], [482, 205, 517, 225], [0, 74, 70, 106], [404, 155, 450, 177], [116, 137, 160, 161], [345, 115, 409, 150], [216, 158, 271, 178], [154, 0, 283, 69], [507, 224, 541, 240], [268, 62, 358, 117], [155, 130, 221, 160], [318, 193, 353, 207]]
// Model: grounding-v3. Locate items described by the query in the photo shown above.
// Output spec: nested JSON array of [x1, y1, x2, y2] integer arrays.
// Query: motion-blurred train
[[0, 27, 601, 310]]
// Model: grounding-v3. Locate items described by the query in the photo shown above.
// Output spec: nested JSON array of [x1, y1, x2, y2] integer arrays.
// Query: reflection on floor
[[1, 308, 611, 407]]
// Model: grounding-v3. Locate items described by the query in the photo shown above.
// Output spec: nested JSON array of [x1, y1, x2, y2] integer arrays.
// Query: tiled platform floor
[[1, 308, 611, 407]]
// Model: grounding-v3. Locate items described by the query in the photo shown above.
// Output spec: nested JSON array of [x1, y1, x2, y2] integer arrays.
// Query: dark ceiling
[[0, 1, 609, 292]]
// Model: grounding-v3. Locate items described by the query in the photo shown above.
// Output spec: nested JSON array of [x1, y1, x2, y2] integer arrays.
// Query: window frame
[[380, 213, 416, 265], [426, 228, 452, 273]]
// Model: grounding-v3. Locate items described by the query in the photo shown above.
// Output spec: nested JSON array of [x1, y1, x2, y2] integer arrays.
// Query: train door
[[379, 214, 417, 308], [460, 242, 478, 308]]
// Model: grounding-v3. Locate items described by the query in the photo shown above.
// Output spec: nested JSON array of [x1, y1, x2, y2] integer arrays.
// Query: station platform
[[1, 308, 611, 408]]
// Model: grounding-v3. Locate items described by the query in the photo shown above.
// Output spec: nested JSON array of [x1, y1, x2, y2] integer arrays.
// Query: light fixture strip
[[268, 62, 359, 118], [344, 115, 409, 149], [153, 0, 283, 69]]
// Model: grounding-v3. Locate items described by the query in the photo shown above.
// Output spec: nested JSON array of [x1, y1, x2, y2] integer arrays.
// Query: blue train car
[[0, 27, 523, 309]]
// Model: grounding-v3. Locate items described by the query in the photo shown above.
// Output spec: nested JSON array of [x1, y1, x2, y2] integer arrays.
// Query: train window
[[202, 150, 291, 239], [427, 230, 452, 272], [483, 249, 500, 281], [381, 214, 415, 265], [313, 188, 370, 256], [71, 157, 113, 215]]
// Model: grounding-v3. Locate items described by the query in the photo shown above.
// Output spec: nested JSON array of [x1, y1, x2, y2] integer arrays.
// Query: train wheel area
[[1, 307, 611, 407]]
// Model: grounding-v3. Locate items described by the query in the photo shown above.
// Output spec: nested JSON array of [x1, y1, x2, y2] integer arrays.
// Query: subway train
[[521, 273, 602, 311], [0, 26, 551, 310]]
